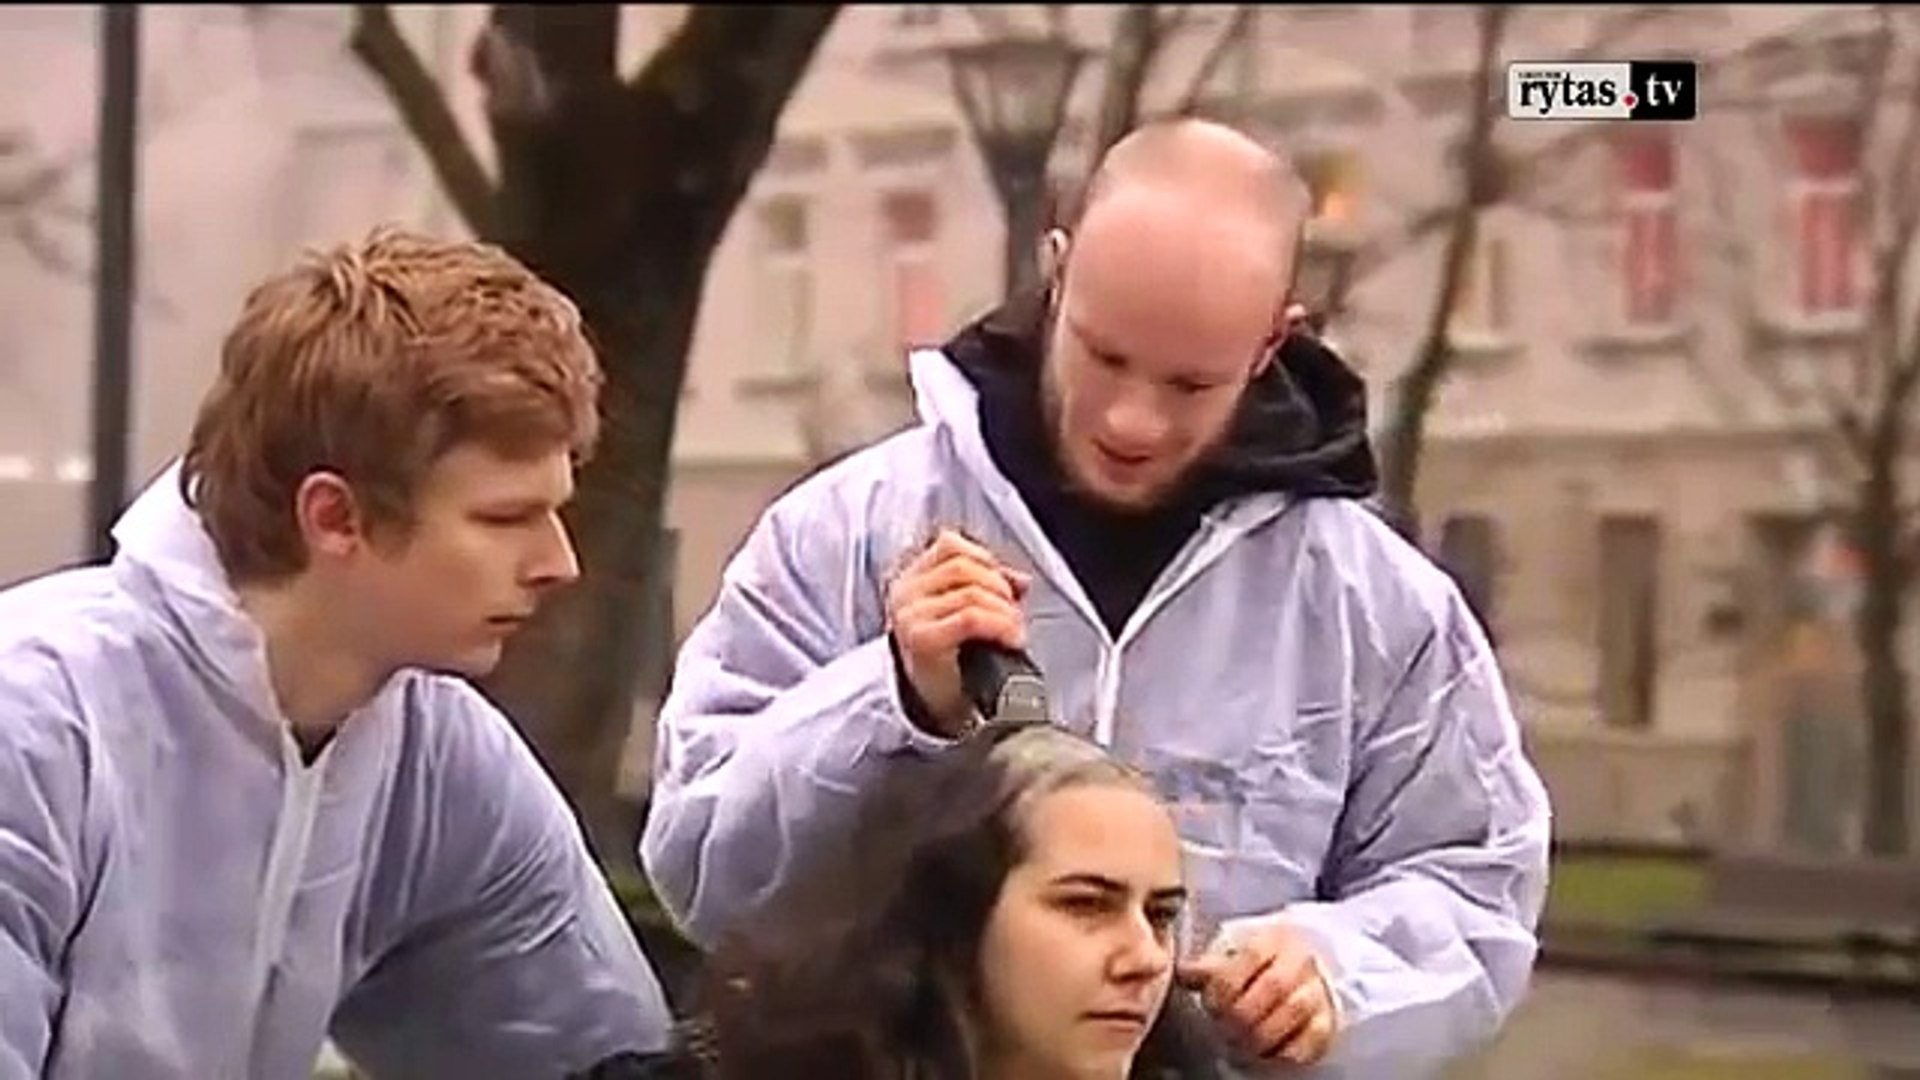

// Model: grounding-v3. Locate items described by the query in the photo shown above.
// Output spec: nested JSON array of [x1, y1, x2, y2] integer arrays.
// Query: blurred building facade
[[2, 4, 1914, 852]]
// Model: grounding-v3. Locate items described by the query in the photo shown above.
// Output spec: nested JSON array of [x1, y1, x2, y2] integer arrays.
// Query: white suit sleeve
[[329, 682, 673, 1078], [0, 675, 88, 1080], [1226, 588, 1552, 1078], [640, 484, 950, 949]]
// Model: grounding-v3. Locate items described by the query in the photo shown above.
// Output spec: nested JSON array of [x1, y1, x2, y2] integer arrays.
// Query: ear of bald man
[[1038, 228, 1069, 286]]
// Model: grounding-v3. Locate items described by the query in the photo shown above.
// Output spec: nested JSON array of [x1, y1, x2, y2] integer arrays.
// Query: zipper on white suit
[[1094, 516, 1243, 747], [235, 736, 329, 1078], [1092, 649, 1123, 745]]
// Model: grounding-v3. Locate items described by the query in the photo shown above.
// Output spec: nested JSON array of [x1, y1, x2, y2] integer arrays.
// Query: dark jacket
[[945, 292, 1378, 636]]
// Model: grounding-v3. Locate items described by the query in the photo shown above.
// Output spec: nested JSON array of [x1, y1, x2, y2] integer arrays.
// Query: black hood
[[942, 292, 1379, 510]]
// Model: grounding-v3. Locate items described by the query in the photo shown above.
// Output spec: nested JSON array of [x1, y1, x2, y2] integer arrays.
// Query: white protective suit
[[643, 325, 1554, 1079], [0, 467, 672, 1080]]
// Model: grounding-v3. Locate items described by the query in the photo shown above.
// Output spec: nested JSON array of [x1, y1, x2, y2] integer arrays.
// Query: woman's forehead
[[1012, 783, 1180, 877]]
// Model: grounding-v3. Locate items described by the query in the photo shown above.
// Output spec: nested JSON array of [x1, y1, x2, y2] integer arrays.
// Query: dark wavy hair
[[638, 721, 1227, 1080]]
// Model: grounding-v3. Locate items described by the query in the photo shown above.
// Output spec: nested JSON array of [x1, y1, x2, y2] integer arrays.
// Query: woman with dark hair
[[583, 721, 1226, 1079]]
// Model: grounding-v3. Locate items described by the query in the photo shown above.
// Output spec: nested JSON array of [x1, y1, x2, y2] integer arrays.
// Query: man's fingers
[[894, 589, 1026, 654], [906, 557, 1019, 606], [1226, 964, 1298, 1051], [1277, 1007, 1337, 1066], [1184, 946, 1267, 1018], [916, 608, 1028, 656], [927, 528, 1001, 568], [1248, 974, 1321, 1059], [1177, 931, 1339, 1064], [898, 584, 1023, 630], [926, 530, 1033, 598], [888, 531, 1035, 659], [892, 532, 1026, 605]]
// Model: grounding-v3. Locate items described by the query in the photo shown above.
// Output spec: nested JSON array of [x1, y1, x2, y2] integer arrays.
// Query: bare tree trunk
[[1851, 7, 1920, 858], [1085, 4, 1161, 170], [1855, 434, 1911, 855], [1855, 336, 1920, 854], [1169, 7, 1255, 118], [1737, 7, 1920, 857], [355, 5, 841, 863], [1377, 5, 1509, 542], [481, 277, 695, 865], [1376, 309, 1461, 543]]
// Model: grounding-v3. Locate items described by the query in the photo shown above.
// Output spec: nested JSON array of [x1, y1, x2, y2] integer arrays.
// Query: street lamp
[[89, 4, 139, 562], [941, 34, 1091, 297]]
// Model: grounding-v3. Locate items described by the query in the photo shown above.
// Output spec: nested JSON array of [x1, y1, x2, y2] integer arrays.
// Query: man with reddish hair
[[0, 227, 672, 1079]]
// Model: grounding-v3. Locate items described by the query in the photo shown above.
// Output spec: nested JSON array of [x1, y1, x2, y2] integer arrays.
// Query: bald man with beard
[[643, 118, 1552, 1078]]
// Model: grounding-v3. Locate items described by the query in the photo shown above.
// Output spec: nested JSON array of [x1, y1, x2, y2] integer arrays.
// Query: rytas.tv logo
[[1507, 61, 1697, 121]]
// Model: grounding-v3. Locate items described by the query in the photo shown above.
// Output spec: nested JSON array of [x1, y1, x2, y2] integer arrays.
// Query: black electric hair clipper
[[957, 641, 1052, 726]]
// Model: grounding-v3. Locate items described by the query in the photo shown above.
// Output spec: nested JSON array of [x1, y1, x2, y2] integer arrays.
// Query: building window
[[1614, 129, 1678, 327], [754, 196, 813, 377], [1450, 230, 1512, 338], [882, 189, 944, 358], [1437, 514, 1500, 645], [1597, 515, 1662, 731], [1785, 115, 1862, 318]]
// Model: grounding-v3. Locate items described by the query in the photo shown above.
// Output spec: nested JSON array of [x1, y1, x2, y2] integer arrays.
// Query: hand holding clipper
[[885, 529, 1034, 736]]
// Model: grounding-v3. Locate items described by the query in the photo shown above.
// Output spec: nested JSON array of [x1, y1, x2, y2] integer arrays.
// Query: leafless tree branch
[[1707, 8, 1920, 478], [1863, 21, 1920, 412], [1376, 3, 1512, 536], [350, 4, 500, 239], [1839, 10, 1904, 404], [0, 130, 80, 215], [1340, 6, 1672, 290], [1496, 6, 1668, 119], [1085, 5, 1165, 171], [1692, 98, 1860, 453], [0, 129, 92, 279], [1169, 6, 1254, 118], [11, 217, 84, 277]]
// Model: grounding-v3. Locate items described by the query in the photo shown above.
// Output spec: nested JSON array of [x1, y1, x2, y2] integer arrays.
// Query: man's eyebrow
[[1065, 315, 1125, 360], [475, 495, 558, 514], [1067, 315, 1234, 385]]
